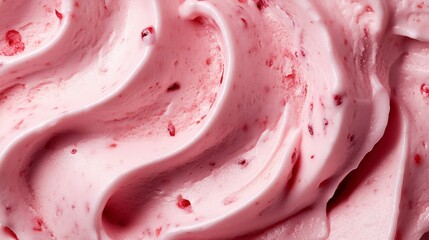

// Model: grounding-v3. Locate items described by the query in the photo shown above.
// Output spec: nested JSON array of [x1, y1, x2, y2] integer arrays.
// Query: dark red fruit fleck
[[334, 95, 343, 106], [109, 143, 117, 148], [240, 18, 248, 27], [141, 26, 154, 39], [266, 58, 274, 67], [291, 148, 298, 163], [205, 58, 212, 65], [323, 119, 329, 126], [286, 151, 300, 190], [421, 84, 429, 99], [242, 124, 248, 132], [55, 9, 63, 20], [177, 195, 191, 209], [6, 30, 22, 45], [3, 30, 25, 56], [71, 148, 77, 154], [3, 226, 18, 239], [168, 121, 176, 137], [308, 124, 314, 135], [254, 0, 268, 10], [33, 217, 44, 231], [166, 82, 181, 92], [209, 162, 216, 166], [414, 154, 422, 165], [238, 159, 248, 166]]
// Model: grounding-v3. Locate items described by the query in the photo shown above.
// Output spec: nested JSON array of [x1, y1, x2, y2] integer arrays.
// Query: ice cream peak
[[0, 0, 428, 239]]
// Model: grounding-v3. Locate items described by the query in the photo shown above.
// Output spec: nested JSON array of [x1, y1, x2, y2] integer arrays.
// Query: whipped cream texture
[[1, 0, 429, 239]]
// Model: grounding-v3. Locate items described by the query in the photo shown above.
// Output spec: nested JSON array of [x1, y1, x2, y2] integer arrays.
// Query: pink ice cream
[[0, 0, 428, 239]]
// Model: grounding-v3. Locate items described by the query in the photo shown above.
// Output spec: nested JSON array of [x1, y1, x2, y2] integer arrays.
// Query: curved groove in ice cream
[[0, 0, 428, 239]]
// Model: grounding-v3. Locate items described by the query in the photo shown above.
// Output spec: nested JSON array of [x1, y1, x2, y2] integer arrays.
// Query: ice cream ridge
[[0, 0, 428, 239]]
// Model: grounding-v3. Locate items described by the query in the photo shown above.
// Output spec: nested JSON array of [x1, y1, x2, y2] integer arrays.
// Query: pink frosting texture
[[0, 0, 429, 239]]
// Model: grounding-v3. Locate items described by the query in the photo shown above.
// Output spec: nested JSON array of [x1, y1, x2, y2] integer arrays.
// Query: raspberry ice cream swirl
[[0, 0, 428, 239]]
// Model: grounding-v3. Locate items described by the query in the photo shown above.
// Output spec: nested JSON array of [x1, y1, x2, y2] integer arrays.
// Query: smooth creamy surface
[[0, 0, 428, 239]]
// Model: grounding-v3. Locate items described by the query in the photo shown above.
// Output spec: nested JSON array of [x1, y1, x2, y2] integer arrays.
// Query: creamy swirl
[[0, 0, 428, 239]]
